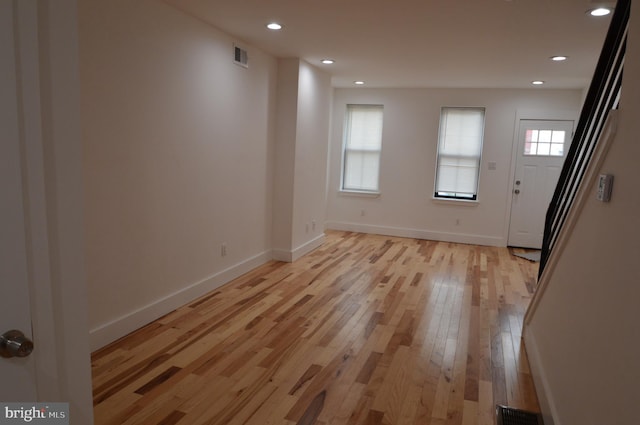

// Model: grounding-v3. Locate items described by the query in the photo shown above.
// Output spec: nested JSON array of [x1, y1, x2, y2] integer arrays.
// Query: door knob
[[0, 330, 34, 358], [515, 180, 521, 185], [514, 189, 520, 194]]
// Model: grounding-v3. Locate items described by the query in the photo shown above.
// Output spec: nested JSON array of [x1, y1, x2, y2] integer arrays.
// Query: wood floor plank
[[92, 231, 541, 424], [478, 380, 494, 425], [370, 344, 411, 424], [326, 382, 366, 425], [121, 395, 184, 425]]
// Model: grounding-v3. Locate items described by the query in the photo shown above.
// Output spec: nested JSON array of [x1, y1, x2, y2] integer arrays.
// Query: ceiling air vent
[[233, 44, 248, 68]]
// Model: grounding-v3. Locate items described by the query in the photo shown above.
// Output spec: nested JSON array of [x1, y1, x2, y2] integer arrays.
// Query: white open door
[[508, 119, 574, 248], [1, 1, 93, 421], [0, 0, 38, 400]]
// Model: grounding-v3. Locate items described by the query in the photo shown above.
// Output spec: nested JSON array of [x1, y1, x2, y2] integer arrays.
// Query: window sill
[[339, 190, 381, 198], [431, 197, 479, 206]]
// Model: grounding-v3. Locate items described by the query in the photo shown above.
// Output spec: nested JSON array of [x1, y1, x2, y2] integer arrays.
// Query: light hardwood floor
[[92, 231, 540, 425]]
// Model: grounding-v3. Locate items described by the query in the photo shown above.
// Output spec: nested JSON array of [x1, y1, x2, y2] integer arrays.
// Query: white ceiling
[[165, 0, 615, 89]]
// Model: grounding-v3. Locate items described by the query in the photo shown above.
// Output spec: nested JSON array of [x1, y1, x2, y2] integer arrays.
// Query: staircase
[[539, 0, 631, 278]]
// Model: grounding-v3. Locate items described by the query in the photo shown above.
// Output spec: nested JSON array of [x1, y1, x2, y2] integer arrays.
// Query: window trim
[[431, 197, 479, 206], [338, 189, 381, 198], [434, 106, 486, 201]]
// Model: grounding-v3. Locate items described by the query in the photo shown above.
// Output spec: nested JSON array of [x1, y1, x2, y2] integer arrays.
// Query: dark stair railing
[[539, 0, 631, 278]]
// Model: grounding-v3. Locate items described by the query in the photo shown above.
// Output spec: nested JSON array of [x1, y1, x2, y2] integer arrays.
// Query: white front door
[[0, 0, 38, 400], [508, 119, 574, 248]]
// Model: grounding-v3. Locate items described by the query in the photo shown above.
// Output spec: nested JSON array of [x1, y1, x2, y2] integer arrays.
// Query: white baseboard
[[272, 233, 325, 262], [523, 328, 559, 425], [89, 250, 272, 351], [325, 221, 504, 247]]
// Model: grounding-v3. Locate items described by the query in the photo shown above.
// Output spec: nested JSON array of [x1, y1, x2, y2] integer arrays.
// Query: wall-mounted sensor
[[596, 174, 614, 202]]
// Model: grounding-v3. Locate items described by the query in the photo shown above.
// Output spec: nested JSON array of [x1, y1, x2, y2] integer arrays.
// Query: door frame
[[12, 0, 93, 422], [503, 109, 578, 246]]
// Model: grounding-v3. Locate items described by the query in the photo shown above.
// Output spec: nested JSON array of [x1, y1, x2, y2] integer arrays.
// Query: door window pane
[[524, 129, 566, 157]]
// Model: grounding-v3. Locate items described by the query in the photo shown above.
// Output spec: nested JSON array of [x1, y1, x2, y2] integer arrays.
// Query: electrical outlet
[[221, 243, 227, 256]]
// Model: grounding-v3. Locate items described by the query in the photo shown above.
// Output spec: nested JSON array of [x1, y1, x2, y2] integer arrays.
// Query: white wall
[[272, 59, 298, 256], [273, 59, 332, 261], [79, 0, 278, 349], [326, 88, 582, 246], [291, 61, 332, 254], [524, 3, 640, 424]]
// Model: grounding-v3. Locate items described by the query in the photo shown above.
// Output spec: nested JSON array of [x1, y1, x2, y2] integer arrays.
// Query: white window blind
[[342, 105, 383, 192], [435, 107, 485, 200]]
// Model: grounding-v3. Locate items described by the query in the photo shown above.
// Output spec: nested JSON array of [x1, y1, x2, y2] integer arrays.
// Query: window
[[524, 129, 565, 156], [434, 107, 485, 200], [341, 105, 384, 192]]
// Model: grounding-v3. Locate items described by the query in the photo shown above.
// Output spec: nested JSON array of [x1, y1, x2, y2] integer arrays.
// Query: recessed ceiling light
[[266, 22, 282, 30], [321, 59, 335, 64], [589, 7, 611, 17], [551, 55, 568, 61], [354, 81, 365, 85], [532, 80, 545, 85]]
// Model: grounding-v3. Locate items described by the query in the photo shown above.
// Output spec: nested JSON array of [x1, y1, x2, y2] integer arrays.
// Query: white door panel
[[0, 0, 38, 400], [1, 3, 93, 419], [508, 120, 574, 248]]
